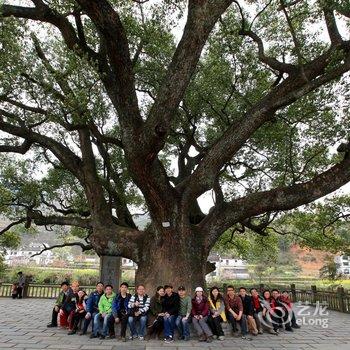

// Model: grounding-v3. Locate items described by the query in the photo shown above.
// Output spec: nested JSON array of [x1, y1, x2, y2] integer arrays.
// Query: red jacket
[[191, 296, 209, 317]]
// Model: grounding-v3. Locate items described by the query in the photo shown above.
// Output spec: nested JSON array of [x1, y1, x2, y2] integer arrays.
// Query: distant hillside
[[290, 244, 332, 277]]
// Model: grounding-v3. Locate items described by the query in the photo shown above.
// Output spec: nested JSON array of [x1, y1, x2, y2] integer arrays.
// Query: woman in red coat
[[191, 287, 213, 343]]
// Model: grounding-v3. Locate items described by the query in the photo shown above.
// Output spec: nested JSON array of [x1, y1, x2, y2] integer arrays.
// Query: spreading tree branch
[[30, 242, 93, 258], [201, 145, 350, 247], [0, 218, 27, 235]]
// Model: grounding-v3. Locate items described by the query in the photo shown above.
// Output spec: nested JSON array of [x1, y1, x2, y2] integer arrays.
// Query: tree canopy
[[1, 0, 350, 288]]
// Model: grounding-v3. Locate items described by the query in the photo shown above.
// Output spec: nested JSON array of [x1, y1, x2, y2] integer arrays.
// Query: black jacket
[[240, 295, 254, 316], [162, 292, 180, 316]]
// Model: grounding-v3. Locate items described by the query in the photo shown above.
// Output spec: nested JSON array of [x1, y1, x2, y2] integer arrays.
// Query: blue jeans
[[93, 313, 114, 336], [128, 315, 147, 337], [175, 316, 190, 338], [82, 312, 98, 333], [163, 315, 176, 338], [226, 312, 248, 336]]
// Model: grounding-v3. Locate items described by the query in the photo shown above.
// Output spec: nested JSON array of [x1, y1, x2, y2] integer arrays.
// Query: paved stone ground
[[0, 298, 349, 350]]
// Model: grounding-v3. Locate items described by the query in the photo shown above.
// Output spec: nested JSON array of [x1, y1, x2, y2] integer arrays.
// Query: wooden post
[[291, 283, 296, 302], [311, 285, 317, 305], [99, 256, 122, 290], [337, 287, 345, 313]]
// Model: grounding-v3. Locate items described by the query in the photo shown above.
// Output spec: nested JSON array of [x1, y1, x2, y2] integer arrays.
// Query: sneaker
[[90, 334, 98, 339], [242, 335, 252, 341], [212, 335, 218, 340], [128, 335, 134, 340], [46, 324, 57, 328], [67, 330, 76, 335], [292, 324, 300, 329], [206, 336, 213, 343], [258, 330, 263, 334], [99, 335, 105, 339], [139, 336, 144, 341], [78, 331, 86, 336], [285, 327, 294, 332], [198, 334, 206, 342], [165, 336, 174, 343], [218, 336, 225, 341]]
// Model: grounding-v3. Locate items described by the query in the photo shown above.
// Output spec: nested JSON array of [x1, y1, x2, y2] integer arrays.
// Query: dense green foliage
[[0, 1, 350, 280]]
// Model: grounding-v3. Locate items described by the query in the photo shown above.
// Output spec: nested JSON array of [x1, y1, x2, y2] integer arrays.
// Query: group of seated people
[[46, 281, 300, 343]]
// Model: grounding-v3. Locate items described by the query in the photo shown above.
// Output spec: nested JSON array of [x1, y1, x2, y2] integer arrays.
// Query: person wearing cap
[[162, 284, 180, 343], [60, 281, 79, 331], [175, 286, 192, 341], [47, 281, 71, 328], [191, 287, 213, 343]]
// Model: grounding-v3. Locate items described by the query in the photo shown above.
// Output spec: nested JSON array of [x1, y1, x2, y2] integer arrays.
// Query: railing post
[[337, 287, 345, 313], [311, 285, 317, 305], [291, 283, 296, 302]]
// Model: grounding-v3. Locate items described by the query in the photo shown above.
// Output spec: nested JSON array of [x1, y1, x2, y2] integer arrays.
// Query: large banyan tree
[[0, 0, 350, 290]]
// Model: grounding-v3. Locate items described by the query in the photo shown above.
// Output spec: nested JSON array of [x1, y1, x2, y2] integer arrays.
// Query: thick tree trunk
[[134, 226, 210, 294], [99, 255, 121, 289]]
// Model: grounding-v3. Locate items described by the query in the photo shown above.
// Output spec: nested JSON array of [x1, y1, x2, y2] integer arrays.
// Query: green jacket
[[179, 295, 192, 317], [98, 292, 116, 314], [55, 291, 65, 307]]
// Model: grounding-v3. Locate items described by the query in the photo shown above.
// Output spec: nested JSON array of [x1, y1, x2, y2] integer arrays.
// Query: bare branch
[[30, 242, 93, 258], [0, 218, 26, 236], [0, 139, 33, 154]]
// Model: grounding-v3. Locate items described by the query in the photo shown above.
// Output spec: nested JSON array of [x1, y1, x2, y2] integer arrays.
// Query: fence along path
[[0, 282, 349, 313]]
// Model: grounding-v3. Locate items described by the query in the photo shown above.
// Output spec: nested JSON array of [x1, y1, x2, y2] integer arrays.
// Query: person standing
[[175, 286, 192, 341], [191, 287, 213, 343], [112, 282, 131, 342], [162, 285, 180, 343], [17, 272, 25, 299]]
